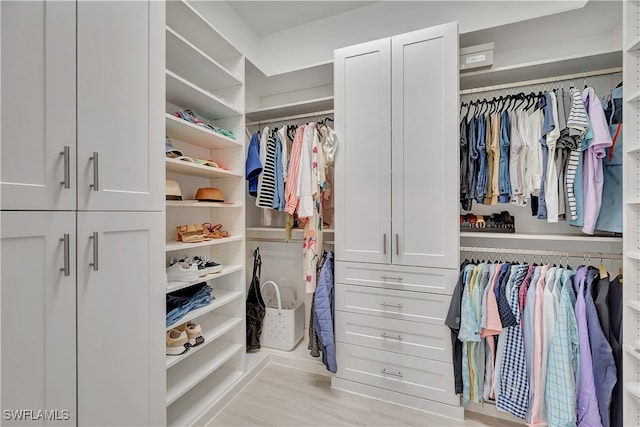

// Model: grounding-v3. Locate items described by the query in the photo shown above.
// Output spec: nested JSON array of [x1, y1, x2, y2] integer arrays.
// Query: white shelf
[[246, 96, 334, 122], [459, 232, 622, 243], [166, 200, 242, 209], [166, 264, 243, 294], [624, 382, 640, 401], [165, 157, 242, 179], [624, 344, 640, 362], [165, 114, 240, 150], [166, 289, 243, 331], [166, 26, 240, 92], [165, 0, 241, 66], [246, 227, 334, 241], [166, 235, 243, 252], [627, 251, 640, 260], [166, 315, 243, 369], [627, 37, 640, 52], [628, 89, 640, 103], [626, 145, 640, 154], [628, 300, 640, 312], [627, 197, 640, 205], [459, 49, 622, 90], [166, 343, 243, 406], [166, 70, 242, 121], [167, 368, 244, 427]]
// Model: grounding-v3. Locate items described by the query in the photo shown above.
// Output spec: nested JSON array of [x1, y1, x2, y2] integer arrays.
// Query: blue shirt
[[245, 132, 263, 196], [475, 115, 488, 203], [498, 111, 512, 203], [272, 134, 285, 210]]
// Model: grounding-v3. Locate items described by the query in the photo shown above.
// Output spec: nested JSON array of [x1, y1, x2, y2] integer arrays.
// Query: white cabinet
[[77, 212, 165, 427], [334, 23, 459, 269], [1, 212, 76, 426], [77, 1, 164, 212], [0, 1, 76, 211]]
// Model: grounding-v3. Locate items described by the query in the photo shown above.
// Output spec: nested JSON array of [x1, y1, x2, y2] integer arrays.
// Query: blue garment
[[568, 122, 593, 227], [272, 134, 285, 211], [498, 111, 511, 203], [537, 94, 554, 219], [475, 115, 488, 203], [313, 252, 337, 373], [497, 264, 518, 327], [467, 117, 478, 201], [245, 132, 263, 197], [166, 284, 214, 327]]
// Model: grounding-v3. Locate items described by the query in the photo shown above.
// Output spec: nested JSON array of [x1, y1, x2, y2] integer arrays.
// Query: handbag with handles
[[246, 247, 266, 350]]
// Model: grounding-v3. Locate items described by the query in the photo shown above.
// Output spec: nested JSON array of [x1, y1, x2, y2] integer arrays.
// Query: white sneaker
[[166, 329, 190, 355], [166, 262, 199, 283]]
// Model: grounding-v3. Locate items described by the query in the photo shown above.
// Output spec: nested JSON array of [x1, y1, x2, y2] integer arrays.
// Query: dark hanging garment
[[445, 260, 470, 394], [246, 248, 266, 350], [608, 275, 623, 427]]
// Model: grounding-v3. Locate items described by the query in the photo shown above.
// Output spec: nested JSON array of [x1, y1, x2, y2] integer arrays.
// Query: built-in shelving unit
[[164, 1, 246, 425], [246, 96, 334, 122]]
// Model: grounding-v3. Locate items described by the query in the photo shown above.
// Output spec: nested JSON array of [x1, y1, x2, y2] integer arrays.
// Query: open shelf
[[166, 26, 240, 92], [246, 96, 334, 122], [625, 382, 640, 401], [459, 232, 622, 243], [627, 37, 640, 52], [166, 265, 243, 294], [628, 300, 640, 312], [165, 114, 240, 150], [166, 200, 242, 209], [166, 289, 243, 331], [627, 251, 640, 260], [166, 235, 243, 252], [166, 343, 243, 406], [628, 89, 640, 103], [166, 70, 242, 121], [624, 344, 640, 362], [165, 157, 242, 179], [627, 197, 640, 205], [166, 315, 243, 369]]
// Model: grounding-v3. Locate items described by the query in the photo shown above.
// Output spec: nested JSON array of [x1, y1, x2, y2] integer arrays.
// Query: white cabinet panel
[[1, 212, 76, 425], [77, 1, 164, 212], [1, 1, 76, 211], [77, 212, 164, 426], [334, 39, 391, 264], [335, 311, 451, 362], [391, 23, 459, 269]]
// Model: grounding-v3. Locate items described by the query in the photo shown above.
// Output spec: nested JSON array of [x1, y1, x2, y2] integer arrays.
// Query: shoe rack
[[163, 1, 246, 425]]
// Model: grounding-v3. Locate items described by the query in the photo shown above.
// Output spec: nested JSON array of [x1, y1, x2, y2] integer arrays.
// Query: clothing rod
[[245, 109, 334, 126], [460, 246, 622, 260], [460, 66, 623, 95], [246, 237, 334, 245]]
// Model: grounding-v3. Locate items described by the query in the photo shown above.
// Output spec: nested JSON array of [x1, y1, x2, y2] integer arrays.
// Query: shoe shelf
[[166, 342, 244, 406], [166, 235, 243, 252], [166, 289, 243, 332], [165, 157, 242, 179], [166, 264, 243, 294], [166, 200, 243, 209], [165, 114, 241, 150], [459, 231, 622, 243], [628, 300, 640, 312], [624, 344, 640, 362], [166, 26, 241, 92], [166, 70, 242, 121], [166, 314, 243, 369]]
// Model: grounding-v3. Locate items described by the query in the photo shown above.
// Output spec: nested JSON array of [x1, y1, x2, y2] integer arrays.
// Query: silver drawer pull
[[89, 232, 99, 271], [380, 332, 403, 341], [380, 302, 403, 309], [59, 234, 70, 276], [383, 233, 387, 255], [380, 275, 403, 281], [380, 368, 403, 378], [89, 152, 99, 191], [60, 146, 70, 189]]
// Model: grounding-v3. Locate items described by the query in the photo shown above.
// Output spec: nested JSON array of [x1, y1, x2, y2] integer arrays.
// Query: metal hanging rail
[[460, 66, 623, 95], [460, 246, 622, 260], [245, 109, 334, 127]]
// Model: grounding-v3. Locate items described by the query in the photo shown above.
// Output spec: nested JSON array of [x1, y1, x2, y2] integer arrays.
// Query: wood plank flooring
[[207, 363, 522, 427]]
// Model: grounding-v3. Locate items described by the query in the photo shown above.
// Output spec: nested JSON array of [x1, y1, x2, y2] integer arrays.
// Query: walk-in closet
[[1, 1, 638, 426]]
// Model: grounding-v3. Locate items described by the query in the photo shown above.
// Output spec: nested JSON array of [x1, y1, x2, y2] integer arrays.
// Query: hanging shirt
[[284, 126, 306, 215], [467, 116, 479, 202], [523, 266, 541, 422], [445, 261, 471, 395], [545, 268, 579, 427], [498, 111, 512, 203], [567, 88, 591, 225], [544, 92, 561, 222], [256, 128, 277, 225], [245, 131, 263, 197], [272, 133, 285, 211], [483, 115, 495, 205], [509, 110, 526, 206], [475, 116, 488, 203], [607, 275, 623, 427], [530, 264, 550, 426], [537, 94, 554, 220], [460, 117, 471, 210], [526, 109, 544, 198], [459, 264, 481, 404], [491, 114, 501, 204], [277, 127, 289, 182]]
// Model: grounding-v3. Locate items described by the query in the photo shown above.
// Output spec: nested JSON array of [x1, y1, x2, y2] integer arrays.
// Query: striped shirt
[[256, 129, 277, 210]]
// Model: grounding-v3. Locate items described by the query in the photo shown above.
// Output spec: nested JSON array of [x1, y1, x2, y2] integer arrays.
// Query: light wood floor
[[208, 363, 522, 427]]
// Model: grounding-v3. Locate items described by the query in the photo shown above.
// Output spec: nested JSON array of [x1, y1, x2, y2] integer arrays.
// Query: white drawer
[[336, 342, 458, 406], [335, 261, 457, 295], [335, 283, 451, 325], [335, 311, 451, 362]]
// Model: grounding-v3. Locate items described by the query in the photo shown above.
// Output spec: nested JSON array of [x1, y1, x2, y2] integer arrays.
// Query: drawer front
[[335, 311, 451, 362], [335, 261, 457, 295], [336, 343, 458, 406], [335, 283, 451, 325]]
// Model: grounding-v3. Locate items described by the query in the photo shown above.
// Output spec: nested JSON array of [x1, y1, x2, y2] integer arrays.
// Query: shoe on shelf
[[177, 321, 205, 347], [166, 261, 199, 283], [191, 255, 223, 275], [166, 329, 190, 356]]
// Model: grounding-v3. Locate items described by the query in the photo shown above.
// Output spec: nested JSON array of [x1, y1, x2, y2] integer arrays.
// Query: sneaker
[[166, 329, 190, 355], [166, 261, 199, 283], [191, 256, 222, 275], [177, 321, 205, 347]]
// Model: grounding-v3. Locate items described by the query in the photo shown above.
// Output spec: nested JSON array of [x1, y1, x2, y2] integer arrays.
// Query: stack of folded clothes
[[174, 109, 236, 140], [166, 283, 214, 327]]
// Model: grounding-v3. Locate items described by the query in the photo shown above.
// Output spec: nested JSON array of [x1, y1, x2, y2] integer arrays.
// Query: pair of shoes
[[166, 321, 205, 356], [202, 222, 230, 238], [166, 261, 200, 283], [169, 255, 222, 277], [176, 224, 213, 243]]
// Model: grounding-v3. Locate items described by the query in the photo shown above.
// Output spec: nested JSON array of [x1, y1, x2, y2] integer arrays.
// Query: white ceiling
[[226, 1, 378, 36]]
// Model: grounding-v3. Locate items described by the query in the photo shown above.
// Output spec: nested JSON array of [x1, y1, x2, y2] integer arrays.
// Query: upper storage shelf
[[245, 96, 334, 123], [165, 114, 241, 150], [166, 0, 242, 80]]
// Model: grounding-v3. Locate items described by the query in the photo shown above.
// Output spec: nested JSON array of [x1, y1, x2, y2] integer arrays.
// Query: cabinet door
[[77, 212, 165, 427], [1, 212, 76, 425], [334, 39, 392, 264], [77, 0, 164, 212], [1, 1, 76, 211], [391, 23, 459, 269]]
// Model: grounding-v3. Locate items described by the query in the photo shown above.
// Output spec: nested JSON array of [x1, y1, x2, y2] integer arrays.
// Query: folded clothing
[[166, 283, 214, 327], [174, 109, 236, 140]]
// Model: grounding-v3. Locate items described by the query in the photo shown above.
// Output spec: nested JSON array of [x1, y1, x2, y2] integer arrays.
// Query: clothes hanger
[[598, 253, 608, 279]]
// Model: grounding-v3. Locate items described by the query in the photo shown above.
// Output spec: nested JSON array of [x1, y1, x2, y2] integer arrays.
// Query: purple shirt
[[581, 88, 612, 235], [574, 266, 603, 426]]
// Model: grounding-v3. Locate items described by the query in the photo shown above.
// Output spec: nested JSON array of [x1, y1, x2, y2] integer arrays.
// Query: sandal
[[176, 224, 211, 243], [203, 222, 230, 238]]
